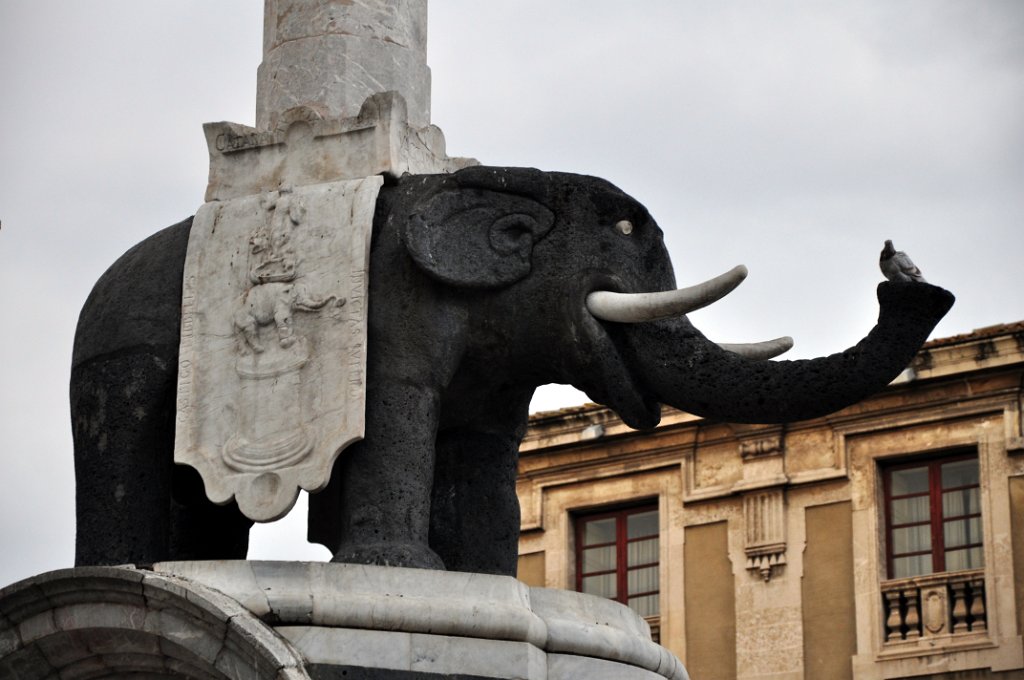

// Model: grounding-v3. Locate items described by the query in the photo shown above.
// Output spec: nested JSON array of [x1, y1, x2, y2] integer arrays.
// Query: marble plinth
[[204, 92, 475, 203], [0, 562, 689, 680]]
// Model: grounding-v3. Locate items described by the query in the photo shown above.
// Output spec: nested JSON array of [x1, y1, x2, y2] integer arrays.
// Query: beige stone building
[[516, 322, 1024, 679]]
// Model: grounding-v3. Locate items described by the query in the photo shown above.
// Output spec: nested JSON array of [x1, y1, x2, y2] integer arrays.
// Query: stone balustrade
[[881, 569, 987, 645]]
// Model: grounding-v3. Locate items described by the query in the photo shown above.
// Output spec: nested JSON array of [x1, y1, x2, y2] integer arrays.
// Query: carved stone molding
[[204, 92, 475, 202], [739, 436, 783, 460], [732, 424, 785, 461], [743, 489, 787, 581], [731, 424, 789, 495]]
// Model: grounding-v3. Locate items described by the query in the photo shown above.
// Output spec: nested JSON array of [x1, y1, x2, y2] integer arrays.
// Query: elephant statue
[[71, 166, 954, 575]]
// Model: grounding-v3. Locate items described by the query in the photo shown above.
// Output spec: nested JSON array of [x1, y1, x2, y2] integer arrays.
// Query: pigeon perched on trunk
[[880, 239, 926, 283]]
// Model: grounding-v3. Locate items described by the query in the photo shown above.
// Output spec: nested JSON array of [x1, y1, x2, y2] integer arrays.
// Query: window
[[575, 505, 659, 617], [883, 453, 983, 579]]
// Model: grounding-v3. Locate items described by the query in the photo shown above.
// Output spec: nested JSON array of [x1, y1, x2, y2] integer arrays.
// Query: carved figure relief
[[173, 177, 382, 521], [233, 193, 344, 354], [224, 192, 347, 473], [924, 588, 946, 634]]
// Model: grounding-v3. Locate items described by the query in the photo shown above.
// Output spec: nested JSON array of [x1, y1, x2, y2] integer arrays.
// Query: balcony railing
[[881, 569, 987, 645]]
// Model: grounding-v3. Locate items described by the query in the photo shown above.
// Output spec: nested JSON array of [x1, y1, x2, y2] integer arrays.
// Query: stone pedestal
[[202, 92, 473, 203], [0, 562, 689, 680]]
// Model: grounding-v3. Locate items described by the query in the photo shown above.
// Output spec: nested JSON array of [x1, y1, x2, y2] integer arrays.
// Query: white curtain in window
[[893, 554, 932, 578], [892, 524, 930, 554], [942, 488, 979, 517], [627, 566, 658, 594], [627, 537, 658, 565], [628, 594, 659, 617], [945, 547, 983, 571], [943, 517, 982, 549]]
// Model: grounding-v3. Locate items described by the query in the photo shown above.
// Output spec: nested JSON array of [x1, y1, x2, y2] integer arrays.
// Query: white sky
[[1, 1, 1022, 588]]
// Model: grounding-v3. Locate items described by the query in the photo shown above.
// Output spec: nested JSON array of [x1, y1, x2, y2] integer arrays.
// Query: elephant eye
[[615, 220, 634, 235]]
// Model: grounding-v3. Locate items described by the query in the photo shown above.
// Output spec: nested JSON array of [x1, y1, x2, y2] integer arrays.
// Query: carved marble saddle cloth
[[174, 177, 383, 521]]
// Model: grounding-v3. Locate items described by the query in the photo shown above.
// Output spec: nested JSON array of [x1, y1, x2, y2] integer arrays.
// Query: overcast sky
[[1, 1, 1021, 588]]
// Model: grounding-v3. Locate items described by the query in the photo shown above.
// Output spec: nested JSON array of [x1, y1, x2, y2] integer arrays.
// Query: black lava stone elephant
[[71, 166, 954, 575]]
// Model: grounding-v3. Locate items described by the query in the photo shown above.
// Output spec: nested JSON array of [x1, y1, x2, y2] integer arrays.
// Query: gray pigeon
[[880, 239, 926, 283]]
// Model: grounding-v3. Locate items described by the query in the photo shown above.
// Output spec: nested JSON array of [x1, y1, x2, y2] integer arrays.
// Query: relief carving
[[739, 437, 783, 460], [175, 177, 382, 521], [224, 193, 347, 474], [732, 423, 784, 461], [233, 192, 345, 355], [923, 588, 946, 634]]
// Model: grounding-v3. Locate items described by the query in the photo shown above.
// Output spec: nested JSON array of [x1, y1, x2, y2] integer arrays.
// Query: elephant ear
[[405, 167, 555, 288]]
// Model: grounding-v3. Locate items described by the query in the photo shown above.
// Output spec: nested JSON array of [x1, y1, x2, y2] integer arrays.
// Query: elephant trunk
[[617, 281, 954, 424]]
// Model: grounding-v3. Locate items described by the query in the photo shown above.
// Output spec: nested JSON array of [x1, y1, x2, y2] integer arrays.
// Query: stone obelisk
[[257, 0, 433, 130]]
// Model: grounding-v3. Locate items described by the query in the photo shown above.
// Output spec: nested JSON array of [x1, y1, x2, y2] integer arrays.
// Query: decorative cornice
[[739, 436, 784, 460]]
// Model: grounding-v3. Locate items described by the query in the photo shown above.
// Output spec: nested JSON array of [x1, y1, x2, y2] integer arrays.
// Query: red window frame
[[575, 504, 659, 616], [882, 451, 982, 578]]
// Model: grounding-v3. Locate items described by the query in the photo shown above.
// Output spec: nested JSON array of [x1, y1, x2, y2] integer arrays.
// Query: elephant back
[[73, 218, 193, 368]]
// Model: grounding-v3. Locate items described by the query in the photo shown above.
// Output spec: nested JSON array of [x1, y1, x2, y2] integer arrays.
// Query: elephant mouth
[[575, 265, 794, 430], [572, 281, 661, 430]]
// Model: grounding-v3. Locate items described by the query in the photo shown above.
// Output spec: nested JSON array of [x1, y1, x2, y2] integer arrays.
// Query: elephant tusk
[[586, 265, 748, 323], [717, 336, 794, 360]]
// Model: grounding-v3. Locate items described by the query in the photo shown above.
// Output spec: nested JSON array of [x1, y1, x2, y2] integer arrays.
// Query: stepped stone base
[[0, 561, 688, 680]]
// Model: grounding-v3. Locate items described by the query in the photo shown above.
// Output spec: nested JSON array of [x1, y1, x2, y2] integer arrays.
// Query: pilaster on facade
[[743, 489, 787, 581]]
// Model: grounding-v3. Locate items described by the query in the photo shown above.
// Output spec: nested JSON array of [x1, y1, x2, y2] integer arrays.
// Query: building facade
[[516, 322, 1024, 680]]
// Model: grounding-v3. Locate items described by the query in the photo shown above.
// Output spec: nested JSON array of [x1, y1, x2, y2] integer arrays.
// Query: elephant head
[[388, 165, 953, 429]]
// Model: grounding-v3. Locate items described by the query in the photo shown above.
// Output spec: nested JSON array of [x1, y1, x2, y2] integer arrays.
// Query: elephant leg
[[331, 380, 445, 569], [242, 319, 262, 353], [72, 349, 177, 566], [429, 428, 523, 576], [168, 466, 253, 560], [72, 349, 253, 565], [70, 218, 252, 565], [274, 297, 295, 348], [233, 308, 262, 354]]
